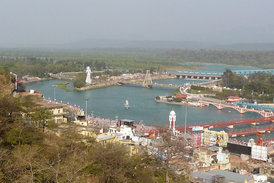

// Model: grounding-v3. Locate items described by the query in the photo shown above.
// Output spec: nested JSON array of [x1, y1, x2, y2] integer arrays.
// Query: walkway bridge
[[227, 126, 274, 137], [199, 100, 274, 117], [176, 116, 274, 131], [234, 69, 274, 75], [235, 102, 274, 112], [177, 69, 274, 77], [119, 71, 220, 88], [176, 73, 222, 80], [122, 80, 182, 88]]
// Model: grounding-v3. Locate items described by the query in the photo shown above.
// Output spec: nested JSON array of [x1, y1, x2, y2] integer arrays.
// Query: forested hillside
[[0, 67, 14, 96]]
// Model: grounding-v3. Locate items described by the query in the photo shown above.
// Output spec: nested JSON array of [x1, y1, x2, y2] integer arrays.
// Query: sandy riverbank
[[74, 82, 118, 91], [75, 74, 174, 91]]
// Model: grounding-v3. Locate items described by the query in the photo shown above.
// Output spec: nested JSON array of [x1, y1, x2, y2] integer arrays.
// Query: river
[[26, 64, 273, 139]]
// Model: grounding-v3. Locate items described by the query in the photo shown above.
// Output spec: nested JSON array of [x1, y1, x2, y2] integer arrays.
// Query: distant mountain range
[[54, 39, 274, 51]]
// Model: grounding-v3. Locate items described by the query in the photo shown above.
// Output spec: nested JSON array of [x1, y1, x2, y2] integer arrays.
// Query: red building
[[175, 93, 187, 99], [225, 96, 241, 103]]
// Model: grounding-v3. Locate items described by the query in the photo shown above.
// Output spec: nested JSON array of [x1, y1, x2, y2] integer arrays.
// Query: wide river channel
[[26, 64, 273, 139]]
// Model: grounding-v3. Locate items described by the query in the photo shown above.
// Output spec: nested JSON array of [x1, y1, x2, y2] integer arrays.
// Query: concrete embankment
[[155, 99, 189, 106], [155, 99, 204, 107]]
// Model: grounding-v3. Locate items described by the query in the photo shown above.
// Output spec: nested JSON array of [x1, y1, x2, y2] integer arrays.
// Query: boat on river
[[124, 100, 130, 109]]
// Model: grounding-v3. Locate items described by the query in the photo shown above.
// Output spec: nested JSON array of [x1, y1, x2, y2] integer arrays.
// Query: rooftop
[[96, 134, 116, 141], [120, 119, 134, 122], [191, 169, 252, 183]]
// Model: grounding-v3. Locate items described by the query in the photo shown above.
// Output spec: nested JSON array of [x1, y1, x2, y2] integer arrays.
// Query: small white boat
[[124, 100, 130, 109]]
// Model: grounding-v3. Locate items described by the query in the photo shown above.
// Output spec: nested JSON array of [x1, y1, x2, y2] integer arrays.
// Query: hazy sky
[[0, 0, 273, 46]]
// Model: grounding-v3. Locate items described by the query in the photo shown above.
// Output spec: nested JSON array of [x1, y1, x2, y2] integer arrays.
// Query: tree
[[222, 69, 233, 88], [31, 108, 52, 132], [173, 97, 182, 102], [73, 73, 86, 88], [89, 143, 130, 183]]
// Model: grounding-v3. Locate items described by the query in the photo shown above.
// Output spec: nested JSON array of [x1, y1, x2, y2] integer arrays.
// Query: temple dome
[[170, 110, 176, 116]]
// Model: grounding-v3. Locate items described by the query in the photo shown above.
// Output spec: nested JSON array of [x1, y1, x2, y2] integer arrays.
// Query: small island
[[56, 81, 72, 92]]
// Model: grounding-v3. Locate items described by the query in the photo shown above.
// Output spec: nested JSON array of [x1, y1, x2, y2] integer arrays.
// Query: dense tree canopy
[[221, 70, 274, 102]]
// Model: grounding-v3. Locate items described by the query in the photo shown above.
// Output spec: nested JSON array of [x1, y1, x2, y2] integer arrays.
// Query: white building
[[108, 125, 139, 142]]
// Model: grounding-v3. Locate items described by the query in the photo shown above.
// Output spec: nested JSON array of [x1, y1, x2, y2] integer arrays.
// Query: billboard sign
[[192, 133, 202, 148], [251, 145, 268, 161], [203, 129, 228, 147], [192, 126, 204, 131]]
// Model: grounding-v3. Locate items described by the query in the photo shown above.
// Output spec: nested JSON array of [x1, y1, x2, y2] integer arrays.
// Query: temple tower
[[169, 110, 176, 135]]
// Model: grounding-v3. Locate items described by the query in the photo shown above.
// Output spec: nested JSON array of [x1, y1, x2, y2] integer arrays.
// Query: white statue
[[85, 66, 92, 85]]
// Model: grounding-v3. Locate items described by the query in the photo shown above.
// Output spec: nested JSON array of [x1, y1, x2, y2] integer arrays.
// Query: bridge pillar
[[209, 77, 212, 80], [239, 108, 245, 114], [203, 76, 206, 80], [217, 104, 223, 110], [251, 123, 257, 126]]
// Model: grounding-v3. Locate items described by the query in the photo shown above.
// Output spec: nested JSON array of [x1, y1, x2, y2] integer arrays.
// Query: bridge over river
[[176, 100, 274, 137], [177, 69, 274, 76], [199, 100, 274, 117], [175, 69, 274, 80], [227, 126, 274, 137], [177, 116, 274, 131], [120, 70, 219, 88]]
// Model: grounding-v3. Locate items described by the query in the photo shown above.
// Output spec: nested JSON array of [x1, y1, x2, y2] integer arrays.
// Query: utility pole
[[184, 107, 187, 135], [52, 85, 56, 100]]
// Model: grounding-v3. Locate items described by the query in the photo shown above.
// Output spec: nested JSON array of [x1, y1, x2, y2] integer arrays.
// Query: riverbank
[[75, 74, 174, 91], [21, 76, 52, 84]]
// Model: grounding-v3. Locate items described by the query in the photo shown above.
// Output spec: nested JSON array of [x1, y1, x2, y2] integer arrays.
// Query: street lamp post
[[85, 98, 89, 122], [184, 107, 187, 135]]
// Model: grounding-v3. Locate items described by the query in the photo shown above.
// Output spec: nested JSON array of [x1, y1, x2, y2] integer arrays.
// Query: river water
[[26, 64, 273, 139]]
